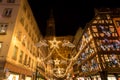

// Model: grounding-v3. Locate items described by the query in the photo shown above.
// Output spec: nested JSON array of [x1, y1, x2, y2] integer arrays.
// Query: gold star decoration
[[54, 58, 60, 65], [49, 37, 61, 49]]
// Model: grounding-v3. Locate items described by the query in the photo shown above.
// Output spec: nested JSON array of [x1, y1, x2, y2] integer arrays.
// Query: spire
[[45, 9, 56, 38], [50, 9, 53, 18]]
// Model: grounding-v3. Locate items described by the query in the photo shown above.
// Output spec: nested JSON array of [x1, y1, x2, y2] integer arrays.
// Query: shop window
[[107, 76, 116, 80], [12, 46, 18, 60], [3, 8, 12, 17], [25, 76, 32, 80], [0, 23, 8, 34], [8, 73, 19, 80]]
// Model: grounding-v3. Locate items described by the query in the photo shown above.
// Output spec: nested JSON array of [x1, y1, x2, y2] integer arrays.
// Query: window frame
[[0, 23, 8, 34], [7, 0, 15, 3], [3, 8, 12, 17], [0, 42, 2, 54], [12, 45, 18, 60]]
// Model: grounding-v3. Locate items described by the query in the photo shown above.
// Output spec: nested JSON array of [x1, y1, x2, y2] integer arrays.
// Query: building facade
[[74, 8, 120, 80], [0, 0, 42, 80]]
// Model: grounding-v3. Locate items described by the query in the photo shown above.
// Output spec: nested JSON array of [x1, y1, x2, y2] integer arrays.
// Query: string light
[[36, 37, 78, 78]]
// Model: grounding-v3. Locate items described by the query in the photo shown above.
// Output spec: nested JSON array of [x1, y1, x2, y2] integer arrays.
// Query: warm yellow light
[[48, 37, 61, 49], [12, 36, 17, 44], [54, 58, 60, 65]]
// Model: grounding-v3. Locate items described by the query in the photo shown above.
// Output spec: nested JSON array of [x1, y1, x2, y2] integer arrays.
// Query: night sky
[[28, 0, 119, 36]]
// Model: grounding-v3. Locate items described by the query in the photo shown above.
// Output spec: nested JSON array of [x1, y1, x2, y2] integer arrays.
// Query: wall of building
[[74, 8, 120, 80], [0, 0, 42, 80]]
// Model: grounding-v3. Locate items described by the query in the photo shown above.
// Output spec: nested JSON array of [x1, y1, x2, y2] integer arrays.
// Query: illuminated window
[[27, 40, 30, 50], [91, 59, 98, 70], [24, 54, 28, 65], [23, 4, 26, 12], [96, 16, 100, 19], [106, 14, 110, 19], [16, 31, 22, 41], [20, 16, 24, 26], [3, 8, 12, 17], [28, 29, 32, 37], [19, 50, 23, 63], [107, 76, 116, 80], [109, 26, 114, 32], [25, 24, 28, 32], [32, 60, 34, 68], [104, 55, 109, 62], [28, 57, 31, 67], [101, 55, 105, 63], [0, 42, 2, 54], [92, 20, 97, 23], [92, 26, 98, 32], [0, 42, 2, 48], [7, 0, 15, 3], [12, 46, 18, 60], [116, 20, 120, 28], [0, 23, 8, 34], [99, 33, 105, 37], [22, 35, 26, 46], [27, 12, 30, 20]]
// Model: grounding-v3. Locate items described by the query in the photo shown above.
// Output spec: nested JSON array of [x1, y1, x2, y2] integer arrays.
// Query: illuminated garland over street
[[35, 37, 83, 78]]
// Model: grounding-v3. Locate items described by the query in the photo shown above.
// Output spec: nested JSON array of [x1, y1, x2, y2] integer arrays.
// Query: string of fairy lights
[[36, 37, 84, 78], [36, 14, 120, 78]]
